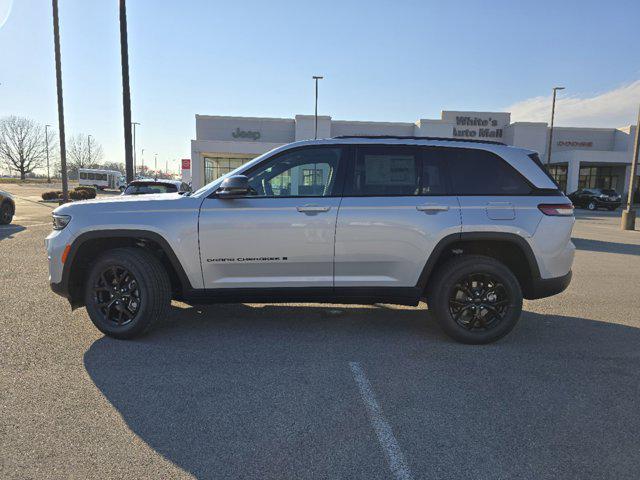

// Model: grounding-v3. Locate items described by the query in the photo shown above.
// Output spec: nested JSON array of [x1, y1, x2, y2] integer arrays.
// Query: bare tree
[[0, 116, 48, 180], [67, 133, 104, 170]]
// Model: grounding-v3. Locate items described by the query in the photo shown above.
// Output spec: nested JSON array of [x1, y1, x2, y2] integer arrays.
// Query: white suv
[[46, 137, 575, 344]]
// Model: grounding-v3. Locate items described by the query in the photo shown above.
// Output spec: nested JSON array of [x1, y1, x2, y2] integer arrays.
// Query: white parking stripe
[[349, 362, 414, 480]]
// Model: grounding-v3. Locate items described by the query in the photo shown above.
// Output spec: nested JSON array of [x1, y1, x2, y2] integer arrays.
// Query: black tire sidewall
[[429, 256, 523, 344], [0, 203, 12, 225], [84, 249, 162, 338]]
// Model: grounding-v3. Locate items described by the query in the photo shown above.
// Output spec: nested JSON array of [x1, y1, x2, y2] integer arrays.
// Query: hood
[[53, 192, 192, 215]]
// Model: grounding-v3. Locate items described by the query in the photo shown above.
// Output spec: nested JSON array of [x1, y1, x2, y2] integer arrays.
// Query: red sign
[[181, 159, 191, 170]]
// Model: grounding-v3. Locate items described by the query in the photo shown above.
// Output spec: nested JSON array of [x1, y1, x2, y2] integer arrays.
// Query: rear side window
[[347, 146, 448, 196], [444, 148, 532, 195]]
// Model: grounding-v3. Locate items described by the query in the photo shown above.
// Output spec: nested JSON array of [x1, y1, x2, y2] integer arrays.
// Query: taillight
[[538, 203, 574, 216]]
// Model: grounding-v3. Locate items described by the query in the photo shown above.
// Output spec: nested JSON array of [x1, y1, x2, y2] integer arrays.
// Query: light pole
[[154, 153, 158, 179], [621, 105, 640, 230], [141, 148, 145, 175], [313, 76, 323, 140], [45, 124, 51, 183], [87, 134, 92, 165], [51, 0, 69, 202], [132, 121, 140, 175], [546, 86, 565, 165]]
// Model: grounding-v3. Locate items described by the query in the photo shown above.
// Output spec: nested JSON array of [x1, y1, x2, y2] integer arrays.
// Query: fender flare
[[415, 231, 542, 292]]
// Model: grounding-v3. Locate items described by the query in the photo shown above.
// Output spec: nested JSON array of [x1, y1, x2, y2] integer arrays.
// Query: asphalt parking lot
[[2, 183, 639, 480]]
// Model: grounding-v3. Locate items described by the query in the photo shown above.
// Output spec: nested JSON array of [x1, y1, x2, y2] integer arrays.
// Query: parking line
[[349, 361, 414, 480]]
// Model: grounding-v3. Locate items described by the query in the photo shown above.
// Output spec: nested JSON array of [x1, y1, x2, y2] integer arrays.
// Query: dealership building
[[190, 111, 638, 195]]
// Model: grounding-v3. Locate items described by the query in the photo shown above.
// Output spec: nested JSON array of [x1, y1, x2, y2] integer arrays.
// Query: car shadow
[[84, 304, 640, 479], [0, 224, 26, 241], [572, 237, 640, 256]]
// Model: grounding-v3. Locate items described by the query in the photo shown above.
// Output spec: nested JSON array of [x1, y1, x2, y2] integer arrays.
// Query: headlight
[[52, 214, 71, 230]]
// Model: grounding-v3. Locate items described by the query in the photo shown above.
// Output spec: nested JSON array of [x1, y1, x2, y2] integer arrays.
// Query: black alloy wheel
[[448, 273, 510, 332], [93, 265, 141, 326]]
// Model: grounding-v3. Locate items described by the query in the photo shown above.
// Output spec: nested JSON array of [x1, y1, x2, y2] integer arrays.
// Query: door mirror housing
[[215, 175, 251, 198]]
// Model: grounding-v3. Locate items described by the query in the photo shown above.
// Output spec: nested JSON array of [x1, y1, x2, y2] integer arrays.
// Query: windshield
[[123, 183, 178, 195]]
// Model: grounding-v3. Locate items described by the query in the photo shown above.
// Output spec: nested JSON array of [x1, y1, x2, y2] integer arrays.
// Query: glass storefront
[[547, 165, 568, 192], [203, 156, 254, 185], [578, 166, 619, 191]]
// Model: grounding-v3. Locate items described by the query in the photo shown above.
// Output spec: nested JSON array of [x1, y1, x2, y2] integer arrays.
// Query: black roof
[[332, 135, 505, 146]]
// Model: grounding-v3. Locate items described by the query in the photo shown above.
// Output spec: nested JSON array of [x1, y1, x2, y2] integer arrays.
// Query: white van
[[78, 169, 126, 191]]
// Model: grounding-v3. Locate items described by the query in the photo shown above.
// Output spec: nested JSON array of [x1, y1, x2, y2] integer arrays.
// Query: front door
[[334, 145, 461, 287], [198, 146, 346, 289]]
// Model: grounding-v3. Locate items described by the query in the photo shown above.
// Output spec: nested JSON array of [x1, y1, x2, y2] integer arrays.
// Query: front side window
[[246, 147, 342, 197], [445, 148, 532, 195]]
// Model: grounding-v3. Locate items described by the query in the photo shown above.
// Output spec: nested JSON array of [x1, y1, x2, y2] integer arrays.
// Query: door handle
[[296, 205, 331, 213], [416, 204, 449, 213]]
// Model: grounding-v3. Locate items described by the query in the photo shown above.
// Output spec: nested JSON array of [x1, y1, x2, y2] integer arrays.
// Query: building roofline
[[196, 114, 294, 122]]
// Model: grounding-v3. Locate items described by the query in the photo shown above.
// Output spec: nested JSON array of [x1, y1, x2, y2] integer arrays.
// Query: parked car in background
[[78, 169, 126, 191], [568, 188, 622, 211], [0, 189, 15, 225], [121, 179, 191, 195]]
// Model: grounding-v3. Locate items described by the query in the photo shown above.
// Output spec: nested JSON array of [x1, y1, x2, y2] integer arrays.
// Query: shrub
[[74, 186, 96, 199], [41, 191, 62, 201], [69, 189, 89, 200]]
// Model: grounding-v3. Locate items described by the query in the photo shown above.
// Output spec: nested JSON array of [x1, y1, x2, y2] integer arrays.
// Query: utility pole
[[45, 124, 51, 183], [621, 105, 640, 230], [132, 121, 140, 175], [119, 0, 134, 183], [546, 86, 565, 165], [51, 0, 68, 202], [313, 76, 323, 140]]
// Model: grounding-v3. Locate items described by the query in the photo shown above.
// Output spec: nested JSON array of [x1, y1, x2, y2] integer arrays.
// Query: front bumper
[[526, 270, 572, 300]]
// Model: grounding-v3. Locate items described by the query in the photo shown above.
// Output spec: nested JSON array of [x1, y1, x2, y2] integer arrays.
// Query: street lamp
[[45, 124, 51, 183], [132, 121, 140, 174], [141, 148, 145, 176], [87, 134, 92, 165], [313, 76, 324, 140], [154, 153, 158, 179], [546, 86, 565, 165]]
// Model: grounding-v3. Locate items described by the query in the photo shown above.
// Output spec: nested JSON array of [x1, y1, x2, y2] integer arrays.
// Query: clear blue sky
[[1, 0, 639, 171]]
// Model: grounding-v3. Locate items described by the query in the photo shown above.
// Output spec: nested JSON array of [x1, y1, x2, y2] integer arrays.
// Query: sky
[[1, 0, 639, 173]]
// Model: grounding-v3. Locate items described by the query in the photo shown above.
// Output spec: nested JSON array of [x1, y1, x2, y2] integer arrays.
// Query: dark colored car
[[0, 189, 15, 225], [568, 188, 622, 211], [122, 179, 191, 196]]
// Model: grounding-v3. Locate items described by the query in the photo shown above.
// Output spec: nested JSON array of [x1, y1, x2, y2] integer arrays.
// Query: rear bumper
[[526, 270, 572, 300]]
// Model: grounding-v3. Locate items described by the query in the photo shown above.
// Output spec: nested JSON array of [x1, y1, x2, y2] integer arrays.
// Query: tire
[[84, 247, 171, 339], [587, 201, 596, 211], [427, 255, 523, 344], [0, 202, 13, 225]]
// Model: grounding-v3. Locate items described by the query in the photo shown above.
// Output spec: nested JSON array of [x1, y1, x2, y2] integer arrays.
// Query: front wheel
[[587, 201, 597, 211], [84, 247, 171, 339], [427, 255, 523, 344]]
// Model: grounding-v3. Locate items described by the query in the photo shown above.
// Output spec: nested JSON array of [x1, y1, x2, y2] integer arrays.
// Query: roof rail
[[332, 135, 506, 146]]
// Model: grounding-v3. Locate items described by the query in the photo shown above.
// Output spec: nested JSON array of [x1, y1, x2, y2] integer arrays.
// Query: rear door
[[334, 144, 461, 287]]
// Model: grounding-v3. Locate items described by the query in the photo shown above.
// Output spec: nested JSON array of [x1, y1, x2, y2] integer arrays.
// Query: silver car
[[46, 136, 575, 344]]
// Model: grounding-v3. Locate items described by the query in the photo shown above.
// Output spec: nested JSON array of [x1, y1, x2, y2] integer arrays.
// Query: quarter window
[[445, 148, 531, 195]]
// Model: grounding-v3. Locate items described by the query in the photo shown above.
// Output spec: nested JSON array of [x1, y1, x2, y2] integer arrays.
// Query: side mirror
[[215, 175, 251, 198]]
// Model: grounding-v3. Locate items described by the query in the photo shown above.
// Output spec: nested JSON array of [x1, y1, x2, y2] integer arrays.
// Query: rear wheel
[[0, 202, 13, 225], [587, 201, 597, 211], [427, 255, 523, 344], [84, 247, 171, 339]]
